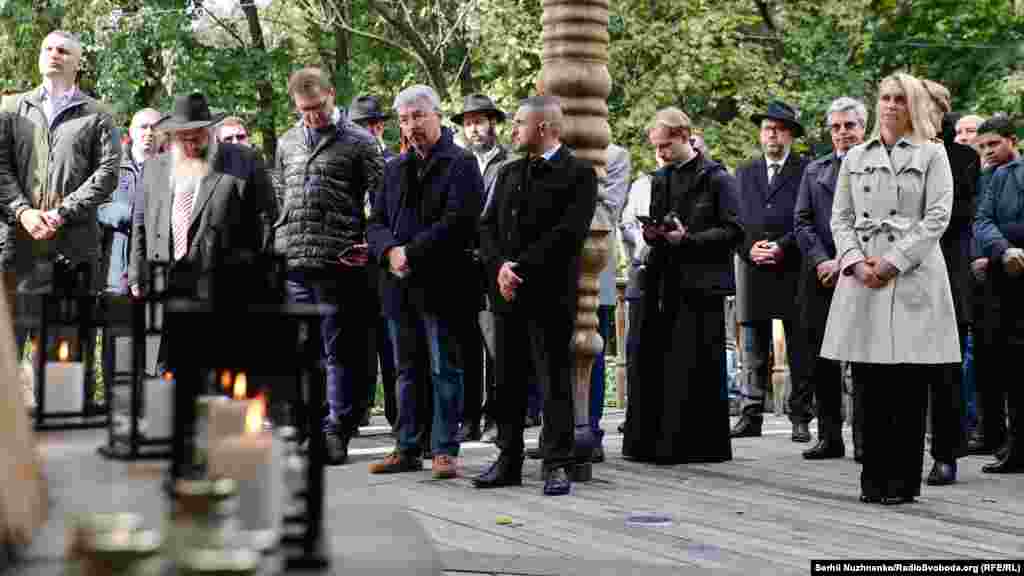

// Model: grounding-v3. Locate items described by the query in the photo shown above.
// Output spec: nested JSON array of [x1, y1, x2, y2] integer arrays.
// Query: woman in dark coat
[[622, 108, 742, 464]]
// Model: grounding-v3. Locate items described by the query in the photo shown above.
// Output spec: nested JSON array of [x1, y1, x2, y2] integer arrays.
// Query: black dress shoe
[[730, 416, 762, 438], [618, 421, 626, 434], [881, 496, 915, 506], [324, 430, 349, 466], [526, 446, 543, 460], [926, 461, 957, 486], [791, 422, 811, 443], [982, 456, 1024, 474], [542, 467, 572, 496], [995, 439, 1012, 462], [854, 448, 863, 463], [591, 444, 605, 463], [462, 422, 483, 442], [481, 425, 499, 444], [859, 494, 882, 504], [802, 439, 845, 460], [472, 453, 524, 489]]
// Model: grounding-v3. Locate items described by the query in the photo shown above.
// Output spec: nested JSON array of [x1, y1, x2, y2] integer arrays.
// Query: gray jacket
[[98, 151, 140, 293], [598, 144, 631, 306]]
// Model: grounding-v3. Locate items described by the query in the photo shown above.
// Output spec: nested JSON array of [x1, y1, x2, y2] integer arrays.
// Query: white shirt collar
[[475, 145, 501, 174]]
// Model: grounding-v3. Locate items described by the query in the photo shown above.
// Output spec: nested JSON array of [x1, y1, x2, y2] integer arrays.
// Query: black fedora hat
[[751, 100, 804, 138], [349, 95, 391, 123], [155, 92, 226, 132], [451, 93, 506, 125]]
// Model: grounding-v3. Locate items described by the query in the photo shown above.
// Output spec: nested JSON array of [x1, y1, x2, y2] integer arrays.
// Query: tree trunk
[[239, 0, 278, 162], [332, 0, 354, 107]]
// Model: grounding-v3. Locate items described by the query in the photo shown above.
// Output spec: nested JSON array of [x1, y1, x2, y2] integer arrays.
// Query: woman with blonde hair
[[820, 72, 960, 505]]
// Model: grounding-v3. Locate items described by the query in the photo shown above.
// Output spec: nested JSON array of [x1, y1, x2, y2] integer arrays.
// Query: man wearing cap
[[453, 93, 512, 441], [274, 69, 385, 465], [2, 30, 120, 294], [968, 115, 1019, 464], [349, 95, 395, 162], [732, 101, 811, 442]]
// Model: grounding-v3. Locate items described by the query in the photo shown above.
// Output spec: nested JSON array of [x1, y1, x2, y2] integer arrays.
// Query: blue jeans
[[285, 269, 364, 434], [589, 305, 613, 440], [389, 311, 463, 457]]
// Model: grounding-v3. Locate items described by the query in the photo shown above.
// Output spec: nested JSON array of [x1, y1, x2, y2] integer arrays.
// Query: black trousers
[[738, 314, 812, 423], [797, 275, 842, 441], [853, 363, 932, 500], [929, 326, 967, 462], [457, 310, 485, 427], [494, 311, 575, 469]]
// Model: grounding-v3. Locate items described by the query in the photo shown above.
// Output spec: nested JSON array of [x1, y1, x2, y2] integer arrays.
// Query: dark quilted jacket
[[272, 118, 384, 269]]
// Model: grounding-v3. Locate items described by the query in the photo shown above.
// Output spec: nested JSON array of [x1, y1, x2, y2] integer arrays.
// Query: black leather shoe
[[802, 439, 845, 460], [591, 444, 605, 463], [859, 494, 881, 504], [854, 448, 863, 463], [324, 430, 349, 466], [526, 446, 543, 460], [730, 416, 762, 438], [482, 425, 499, 444], [995, 439, 1012, 462], [542, 466, 572, 496], [925, 461, 957, 485], [791, 422, 811, 443], [617, 421, 626, 434], [472, 453, 524, 489], [982, 456, 1024, 474], [881, 496, 915, 506]]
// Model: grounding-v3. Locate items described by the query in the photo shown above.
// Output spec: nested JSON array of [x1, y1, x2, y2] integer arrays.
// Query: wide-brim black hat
[[751, 100, 804, 138], [349, 95, 391, 123], [451, 93, 506, 125], [155, 92, 226, 132]]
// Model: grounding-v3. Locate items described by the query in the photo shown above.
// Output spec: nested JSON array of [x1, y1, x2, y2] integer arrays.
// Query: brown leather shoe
[[368, 451, 422, 474], [432, 454, 458, 479]]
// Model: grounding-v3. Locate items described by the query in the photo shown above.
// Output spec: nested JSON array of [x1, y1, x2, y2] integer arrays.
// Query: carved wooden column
[[770, 319, 790, 415], [541, 0, 611, 482]]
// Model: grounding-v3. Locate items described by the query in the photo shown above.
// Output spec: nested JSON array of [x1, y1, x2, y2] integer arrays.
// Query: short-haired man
[[274, 68, 385, 465], [794, 97, 867, 460], [922, 78, 980, 485], [968, 115, 1019, 461], [99, 108, 161, 295], [2, 30, 121, 292], [216, 116, 250, 147], [367, 84, 484, 479], [475, 96, 598, 496], [732, 101, 811, 443]]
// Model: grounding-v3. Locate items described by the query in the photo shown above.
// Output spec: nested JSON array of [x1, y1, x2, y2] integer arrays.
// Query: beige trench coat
[[820, 137, 961, 364]]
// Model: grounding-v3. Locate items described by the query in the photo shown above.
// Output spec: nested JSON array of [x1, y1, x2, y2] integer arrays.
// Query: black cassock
[[623, 154, 741, 464]]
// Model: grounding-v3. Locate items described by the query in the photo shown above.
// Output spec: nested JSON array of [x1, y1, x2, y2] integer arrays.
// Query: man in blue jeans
[[367, 84, 484, 479], [274, 67, 384, 465]]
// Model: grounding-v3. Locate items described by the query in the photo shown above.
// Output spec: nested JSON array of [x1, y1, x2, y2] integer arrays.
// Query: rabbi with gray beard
[[128, 92, 276, 298]]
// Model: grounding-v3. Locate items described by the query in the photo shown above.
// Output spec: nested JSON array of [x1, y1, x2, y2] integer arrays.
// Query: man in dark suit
[[474, 96, 597, 496], [128, 93, 276, 299], [794, 97, 867, 460], [366, 84, 484, 480], [732, 101, 812, 442]]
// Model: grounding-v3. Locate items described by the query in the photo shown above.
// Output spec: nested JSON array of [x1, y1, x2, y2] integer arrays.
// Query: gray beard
[[171, 138, 216, 181]]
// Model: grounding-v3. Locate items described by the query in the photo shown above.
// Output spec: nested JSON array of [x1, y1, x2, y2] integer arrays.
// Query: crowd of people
[[2, 30, 1022, 503]]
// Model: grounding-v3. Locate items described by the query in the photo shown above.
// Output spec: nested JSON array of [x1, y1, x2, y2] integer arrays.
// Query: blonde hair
[[871, 73, 936, 145], [649, 107, 692, 138]]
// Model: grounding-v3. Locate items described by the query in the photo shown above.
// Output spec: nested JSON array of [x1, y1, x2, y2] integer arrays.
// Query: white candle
[[143, 373, 175, 439], [206, 398, 247, 450], [207, 397, 282, 535], [43, 363, 84, 413]]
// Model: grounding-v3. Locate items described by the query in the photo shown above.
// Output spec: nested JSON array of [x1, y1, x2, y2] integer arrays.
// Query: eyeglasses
[[221, 133, 249, 143], [829, 121, 859, 133]]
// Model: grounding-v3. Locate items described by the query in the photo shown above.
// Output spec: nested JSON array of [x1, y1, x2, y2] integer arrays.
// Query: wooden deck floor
[[21, 411, 1024, 576]]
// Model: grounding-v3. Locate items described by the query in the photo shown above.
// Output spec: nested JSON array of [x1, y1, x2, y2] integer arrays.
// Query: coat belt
[[852, 216, 912, 237]]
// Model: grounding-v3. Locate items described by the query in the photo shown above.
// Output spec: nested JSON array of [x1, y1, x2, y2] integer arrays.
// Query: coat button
[[862, 212, 869, 218], [864, 186, 870, 193], [861, 236, 869, 242], [512, 209, 517, 216], [888, 235, 895, 242], [766, 203, 773, 209], [890, 209, 897, 216]]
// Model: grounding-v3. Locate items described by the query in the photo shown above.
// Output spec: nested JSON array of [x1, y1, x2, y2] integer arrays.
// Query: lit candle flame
[[220, 370, 233, 392], [57, 340, 70, 362], [163, 371, 174, 382], [233, 372, 247, 400], [245, 394, 266, 435]]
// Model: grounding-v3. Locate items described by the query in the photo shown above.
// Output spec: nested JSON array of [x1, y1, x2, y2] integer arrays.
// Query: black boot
[[473, 452, 524, 488], [791, 422, 811, 443], [730, 415, 762, 438], [802, 438, 845, 460], [324, 429, 350, 466]]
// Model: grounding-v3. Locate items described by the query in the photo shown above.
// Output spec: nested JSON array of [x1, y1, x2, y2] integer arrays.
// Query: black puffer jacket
[[272, 117, 384, 270]]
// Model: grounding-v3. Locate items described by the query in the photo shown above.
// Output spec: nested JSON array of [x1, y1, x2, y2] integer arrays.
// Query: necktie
[[768, 163, 779, 185], [172, 180, 196, 261]]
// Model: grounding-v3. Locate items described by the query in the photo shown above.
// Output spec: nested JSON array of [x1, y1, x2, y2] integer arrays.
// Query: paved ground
[[13, 410, 1024, 575]]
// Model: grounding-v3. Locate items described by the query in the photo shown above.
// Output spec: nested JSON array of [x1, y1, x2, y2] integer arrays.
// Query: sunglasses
[[221, 133, 249, 143]]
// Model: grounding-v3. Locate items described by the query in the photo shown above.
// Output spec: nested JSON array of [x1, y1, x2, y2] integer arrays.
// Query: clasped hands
[[641, 215, 687, 246], [852, 256, 899, 289], [749, 240, 783, 266], [19, 208, 63, 240], [387, 245, 410, 278], [1004, 247, 1024, 278], [497, 261, 523, 302]]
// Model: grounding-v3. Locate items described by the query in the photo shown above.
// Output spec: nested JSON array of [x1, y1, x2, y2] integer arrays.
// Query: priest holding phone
[[622, 107, 742, 464]]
